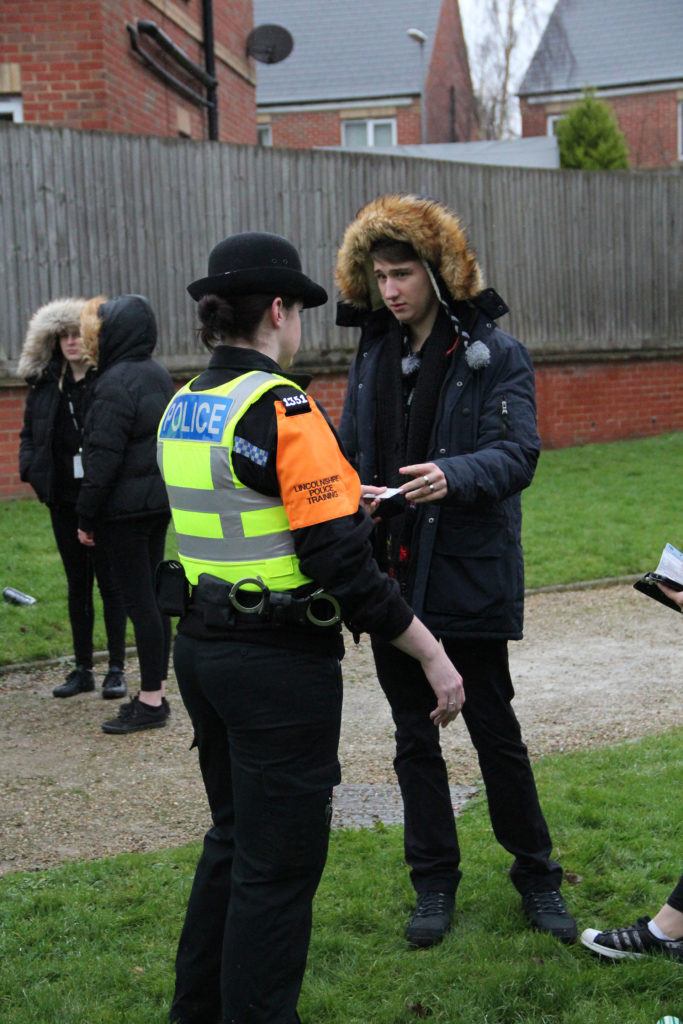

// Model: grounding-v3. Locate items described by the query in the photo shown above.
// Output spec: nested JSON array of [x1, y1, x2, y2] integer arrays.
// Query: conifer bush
[[557, 92, 629, 170]]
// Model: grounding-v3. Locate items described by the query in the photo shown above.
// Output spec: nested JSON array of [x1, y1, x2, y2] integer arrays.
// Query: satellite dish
[[246, 24, 294, 64]]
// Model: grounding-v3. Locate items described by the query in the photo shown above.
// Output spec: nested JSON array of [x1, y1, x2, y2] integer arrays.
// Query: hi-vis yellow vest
[[157, 370, 312, 590]]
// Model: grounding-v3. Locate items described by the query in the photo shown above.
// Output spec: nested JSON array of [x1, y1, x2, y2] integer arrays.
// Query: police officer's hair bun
[[197, 293, 298, 350]]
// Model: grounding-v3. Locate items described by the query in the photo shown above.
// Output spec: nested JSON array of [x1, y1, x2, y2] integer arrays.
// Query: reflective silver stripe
[[176, 532, 295, 562], [168, 482, 286, 529], [165, 485, 229, 513], [221, 371, 282, 430], [210, 445, 231, 490]]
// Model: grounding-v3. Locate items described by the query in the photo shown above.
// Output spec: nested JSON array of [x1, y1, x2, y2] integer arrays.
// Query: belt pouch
[[155, 559, 190, 616]]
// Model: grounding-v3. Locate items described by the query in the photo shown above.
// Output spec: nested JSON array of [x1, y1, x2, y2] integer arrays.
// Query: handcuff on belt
[[194, 574, 341, 629]]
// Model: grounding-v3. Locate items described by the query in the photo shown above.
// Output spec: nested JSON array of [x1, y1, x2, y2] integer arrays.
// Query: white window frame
[[0, 96, 23, 123], [257, 124, 272, 147], [341, 117, 397, 147], [546, 113, 564, 136]]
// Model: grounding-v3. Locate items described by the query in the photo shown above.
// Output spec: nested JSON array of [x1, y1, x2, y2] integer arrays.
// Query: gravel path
[[1, 583, 681, 875]]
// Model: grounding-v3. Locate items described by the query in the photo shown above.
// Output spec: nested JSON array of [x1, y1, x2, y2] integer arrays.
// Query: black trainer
[[522, 889, 577, 944], [53, 666, 95, 698], [101, 667, 127, 700], [101, 695, 170, 734], [581, 916, 683, 962], [406, 891, 455, 948]]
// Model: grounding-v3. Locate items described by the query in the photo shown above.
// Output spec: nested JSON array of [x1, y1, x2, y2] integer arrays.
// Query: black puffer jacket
[[76, 295, 174, 530], [20, 358, 62, 503], [19, 362, 97, 505]]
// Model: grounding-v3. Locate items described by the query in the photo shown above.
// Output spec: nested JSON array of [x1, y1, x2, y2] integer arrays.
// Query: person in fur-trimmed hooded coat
[[17, 298, 127, 698], [336, 194, 576, 946]]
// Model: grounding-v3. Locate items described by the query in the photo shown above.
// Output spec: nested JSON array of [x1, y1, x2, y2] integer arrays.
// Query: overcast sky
[[458, 0, 557, 131]]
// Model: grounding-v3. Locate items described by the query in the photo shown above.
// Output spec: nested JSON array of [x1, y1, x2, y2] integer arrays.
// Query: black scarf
[[374, 309, 456, 582]]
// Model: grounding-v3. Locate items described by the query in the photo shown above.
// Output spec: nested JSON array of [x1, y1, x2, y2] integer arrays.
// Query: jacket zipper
[[500, 398, 509, 439]]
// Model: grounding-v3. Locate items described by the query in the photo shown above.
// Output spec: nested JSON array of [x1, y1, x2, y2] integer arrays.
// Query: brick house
[[254, 0, 477, 149], [518, 0, 683, 169], [0, 0, 256, 143]]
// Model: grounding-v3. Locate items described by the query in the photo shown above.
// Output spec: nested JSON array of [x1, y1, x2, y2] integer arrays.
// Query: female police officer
[[157, 232, 464, 1024]]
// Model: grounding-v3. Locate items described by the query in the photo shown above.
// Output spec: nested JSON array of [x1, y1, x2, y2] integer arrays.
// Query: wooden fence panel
[[1, 123, 681, 373]]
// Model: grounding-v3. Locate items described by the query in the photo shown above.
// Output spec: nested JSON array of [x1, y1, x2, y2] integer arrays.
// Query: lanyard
[[67, 396, 83, 439]]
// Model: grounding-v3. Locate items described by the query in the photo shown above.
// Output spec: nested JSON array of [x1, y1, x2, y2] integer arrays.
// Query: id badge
[[73, 452, 84, 479]]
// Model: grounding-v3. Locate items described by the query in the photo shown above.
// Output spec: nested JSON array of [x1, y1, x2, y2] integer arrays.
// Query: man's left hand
[[77, 529, 95, 547], [399, 462, 448, 503]]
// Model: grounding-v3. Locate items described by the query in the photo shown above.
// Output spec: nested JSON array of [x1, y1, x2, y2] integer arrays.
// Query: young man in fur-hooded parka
[[336, 194, 576, 947]]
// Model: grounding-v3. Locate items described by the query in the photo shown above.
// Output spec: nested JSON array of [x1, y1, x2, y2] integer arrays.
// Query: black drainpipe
[[202, 0, 218, 140]]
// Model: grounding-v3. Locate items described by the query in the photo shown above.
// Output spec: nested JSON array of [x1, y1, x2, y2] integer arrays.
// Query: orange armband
[[275, 396, 361, 529]]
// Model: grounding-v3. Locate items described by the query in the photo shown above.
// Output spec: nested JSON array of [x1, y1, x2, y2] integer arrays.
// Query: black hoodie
[[76, 295, 174, 530]]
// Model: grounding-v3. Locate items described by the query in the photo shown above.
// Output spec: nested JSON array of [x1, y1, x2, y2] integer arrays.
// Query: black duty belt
[[191, 574, 341, 629]]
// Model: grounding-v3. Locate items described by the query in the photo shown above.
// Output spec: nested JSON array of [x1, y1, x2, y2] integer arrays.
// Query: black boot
[[53, 666, 95, 698], [102, 667, 127, 700], [406, 891, 456, 948]]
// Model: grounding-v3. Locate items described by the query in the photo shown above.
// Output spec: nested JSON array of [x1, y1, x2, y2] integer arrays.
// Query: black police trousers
[[170, 633, 342, 1024], [371, 636, 563, 896]]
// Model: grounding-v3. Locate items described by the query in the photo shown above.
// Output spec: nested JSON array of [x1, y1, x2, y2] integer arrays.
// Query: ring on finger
[[428, 483, 435, 491]]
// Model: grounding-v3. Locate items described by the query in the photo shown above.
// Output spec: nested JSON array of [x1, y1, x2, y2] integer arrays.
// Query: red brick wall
[[0, 389, 31, 500], [535, 360, 683, 448], [521, 89, 681, 169], [519, 99, 546, 138], [267, 101, 422, 149], [3, 358, 682, 498], [0, 0, 255, 142], [1, 0, 108, 131], [425, 0, 477, 142], [211, 0, 256, 144]]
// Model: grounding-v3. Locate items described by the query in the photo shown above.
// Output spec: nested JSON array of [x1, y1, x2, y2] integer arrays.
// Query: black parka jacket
[[20, 360, 64, 503], [336, 194, 541, 640], [339, 305, 540, 639], [76, 295, 174, 530], [17, 296, 92, 505]]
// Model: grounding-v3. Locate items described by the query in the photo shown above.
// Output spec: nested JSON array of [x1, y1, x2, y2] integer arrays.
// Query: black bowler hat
[[187, 232, 328, 308]]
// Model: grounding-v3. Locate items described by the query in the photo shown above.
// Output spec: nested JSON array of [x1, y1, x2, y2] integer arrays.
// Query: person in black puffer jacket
[[76, 294, 175, 735], [17, 298, 128, 699]]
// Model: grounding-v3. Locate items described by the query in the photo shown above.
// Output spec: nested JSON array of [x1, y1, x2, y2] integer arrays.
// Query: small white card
[[73, 453, 84, 479], [362, 487, 402, 501]]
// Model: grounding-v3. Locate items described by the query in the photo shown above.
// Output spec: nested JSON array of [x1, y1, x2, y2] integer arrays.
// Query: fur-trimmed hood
[[336, 194, 484, 310], [81, 294, 158, 373], [17, 297, 88, 380]]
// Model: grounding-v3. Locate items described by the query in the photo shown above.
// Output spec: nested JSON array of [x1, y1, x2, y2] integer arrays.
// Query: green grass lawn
[[1, 731, 681, 1024], [522, 431, 683, 588], [0, 505, 178, 665], [1, 431, 682, 665]]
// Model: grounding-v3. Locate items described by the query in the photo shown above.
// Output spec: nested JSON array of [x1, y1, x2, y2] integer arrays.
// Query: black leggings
[[667, 874, 683, 913], [50, 504, 126, 669], [97, 514, 171, 692]]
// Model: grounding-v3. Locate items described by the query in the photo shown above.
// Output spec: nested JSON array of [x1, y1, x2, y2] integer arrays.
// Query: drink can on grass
[[2, 587, 37, 606]]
